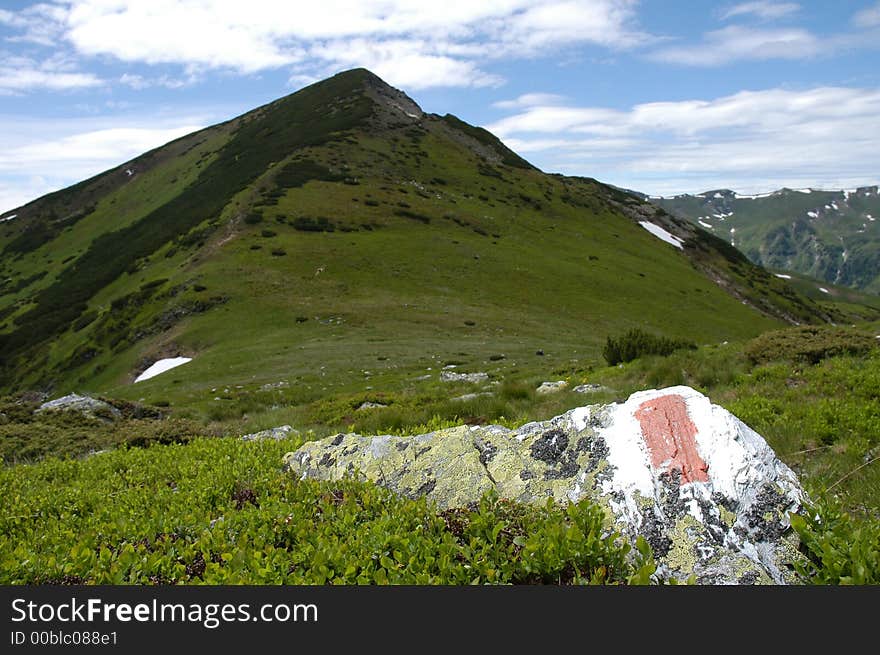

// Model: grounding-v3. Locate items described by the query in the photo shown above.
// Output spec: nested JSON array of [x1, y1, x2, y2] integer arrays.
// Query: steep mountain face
[[0, 69, 833, 404], [648, 187, 880, 294]]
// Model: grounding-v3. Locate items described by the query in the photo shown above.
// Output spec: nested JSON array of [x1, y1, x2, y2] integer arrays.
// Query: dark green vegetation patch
[[602, 328, 696, 365], [744, 325, 878, 364], [0, 436, 654, 584]]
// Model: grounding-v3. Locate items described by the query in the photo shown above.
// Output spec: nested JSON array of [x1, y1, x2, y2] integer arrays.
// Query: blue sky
[[1, 0, 879, 214]]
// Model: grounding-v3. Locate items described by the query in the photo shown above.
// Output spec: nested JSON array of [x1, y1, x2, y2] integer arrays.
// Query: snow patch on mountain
[[638, 221, 683, 249], [135, 357, 192, 383]]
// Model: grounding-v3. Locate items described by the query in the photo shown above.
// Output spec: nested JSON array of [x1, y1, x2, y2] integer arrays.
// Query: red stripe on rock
[[634, 394, 709, 484]]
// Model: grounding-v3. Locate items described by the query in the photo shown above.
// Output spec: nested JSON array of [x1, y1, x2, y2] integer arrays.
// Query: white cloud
[[720, 2, 800, 21], [0, 115, 209, 213], [0, 55, 102, 92], [303, 39, 503, 90], [853, 2, 880, 28], [0, 3, 67, 46], [649, 25, 818, 66], [493, 93, 567, 109], [0, 1, 650, 90], [1, 126, 203, 170], [488, 86, 880, 195], [0, 176, 56, 217], [119, 73, 196, 90]]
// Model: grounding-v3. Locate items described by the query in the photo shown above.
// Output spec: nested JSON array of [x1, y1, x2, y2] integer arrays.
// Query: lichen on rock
[[283, 385, 807, 584]]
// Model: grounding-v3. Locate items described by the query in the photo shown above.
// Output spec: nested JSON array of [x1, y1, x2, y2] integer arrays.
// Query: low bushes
[[745, 326, 878, 365], [0, 437, 653, 584], [602, 328, 696, 366]]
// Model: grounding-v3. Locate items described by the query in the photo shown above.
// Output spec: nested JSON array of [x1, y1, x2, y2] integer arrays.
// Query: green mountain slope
[[0, 69, 834, 412], [648, 187, 880, 293]]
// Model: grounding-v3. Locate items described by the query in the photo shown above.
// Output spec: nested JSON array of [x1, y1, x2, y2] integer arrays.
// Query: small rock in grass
[[241, 425, 298, 441], [536, 380, 568, 394]]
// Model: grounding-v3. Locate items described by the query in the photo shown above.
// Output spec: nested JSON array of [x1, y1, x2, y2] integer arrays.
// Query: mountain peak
[[307, 68, 424, 123]]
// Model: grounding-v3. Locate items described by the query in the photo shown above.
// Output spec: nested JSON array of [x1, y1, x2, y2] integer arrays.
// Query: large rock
[[283, 386, 806, 584], [36, 393, 121, 421]]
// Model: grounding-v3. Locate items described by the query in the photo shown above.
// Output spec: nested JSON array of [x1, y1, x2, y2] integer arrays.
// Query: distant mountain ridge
[[645, 186, 880, 293]]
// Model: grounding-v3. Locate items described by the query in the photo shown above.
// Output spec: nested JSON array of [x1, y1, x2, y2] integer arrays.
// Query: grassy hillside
[[2, 323, 878, 584], [0, 70, 835, 423]]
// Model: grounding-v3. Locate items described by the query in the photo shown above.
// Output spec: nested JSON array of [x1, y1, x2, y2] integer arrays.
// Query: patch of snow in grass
[[818, 287, 830, 294], [638, 221, 683, 249], [774, 274, 792, 279], [135, 357, 192, 383]]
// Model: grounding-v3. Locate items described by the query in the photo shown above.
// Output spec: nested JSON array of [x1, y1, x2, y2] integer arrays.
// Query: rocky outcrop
[[36, 393, 121, 421], [573, 383, 608, 394], [440, 371, 488, 383], [241, 425, 298, 442], [357, 402, 387, 411], [283, 386, 806, 584], [536, 380, 568, 394]]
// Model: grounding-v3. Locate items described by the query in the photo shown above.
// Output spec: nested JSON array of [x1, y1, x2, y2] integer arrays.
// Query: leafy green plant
[[0, 436, 650, 585], [790, 501, 880, 584]]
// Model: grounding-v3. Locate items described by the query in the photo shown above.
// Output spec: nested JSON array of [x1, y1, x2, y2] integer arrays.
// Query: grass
[[1, 324, 879, 584]]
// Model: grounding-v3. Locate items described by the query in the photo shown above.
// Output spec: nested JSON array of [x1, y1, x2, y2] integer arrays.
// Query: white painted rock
[[284, 385, 806, 584]]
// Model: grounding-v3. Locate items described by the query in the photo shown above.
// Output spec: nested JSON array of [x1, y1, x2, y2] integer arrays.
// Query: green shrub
[[0, 437, 652, 585], [291, 216, 335, 232], [790, 501, 880, 584], [393, 209, 431, 224], [745, 326, 878, 365], [603, 328, 696, 366]]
